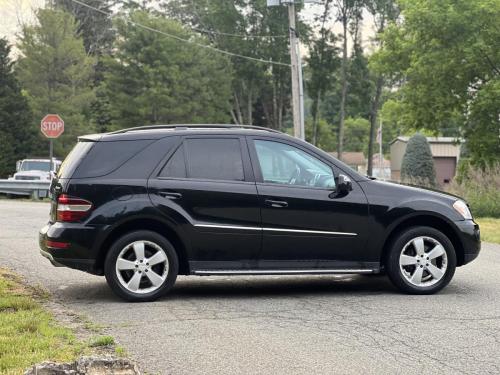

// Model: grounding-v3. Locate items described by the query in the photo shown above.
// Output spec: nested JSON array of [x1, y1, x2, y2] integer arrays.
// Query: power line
[[191, 27, 288, 39], [70, 0, 291, 67]]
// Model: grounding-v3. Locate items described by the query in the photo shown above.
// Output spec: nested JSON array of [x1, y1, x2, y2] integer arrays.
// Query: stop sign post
[[40, 114, 64, 173]]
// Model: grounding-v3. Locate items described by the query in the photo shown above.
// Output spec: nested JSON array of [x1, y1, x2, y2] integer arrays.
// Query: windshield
[[20, 161, 51, 172]]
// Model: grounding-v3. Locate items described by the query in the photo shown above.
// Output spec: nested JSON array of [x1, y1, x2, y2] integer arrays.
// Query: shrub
[[448, 163, 500, 218], [401, 133, 437, 188]]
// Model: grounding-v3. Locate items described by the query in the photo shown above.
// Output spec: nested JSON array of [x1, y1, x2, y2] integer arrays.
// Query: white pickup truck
[[9, 158, 62, 182], [2, 158, 62, 198]]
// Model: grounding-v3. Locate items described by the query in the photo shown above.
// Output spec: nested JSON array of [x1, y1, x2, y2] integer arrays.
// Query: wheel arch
[[380, 214, 465, 268], [94, 217, 190, 276]]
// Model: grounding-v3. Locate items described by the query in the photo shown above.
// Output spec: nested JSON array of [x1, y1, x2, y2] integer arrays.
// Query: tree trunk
[[246, 83, 253, 125], [233, 91, 243, 124], [272, 81, 278, 129], [230, 109, 239, 124], [338, 15, 348, 161], [367, 75, 384, 176], [312, 91, 321, 146]]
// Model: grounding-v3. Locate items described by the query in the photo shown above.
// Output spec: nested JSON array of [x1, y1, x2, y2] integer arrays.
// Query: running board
[[193, 269, 376, 276]]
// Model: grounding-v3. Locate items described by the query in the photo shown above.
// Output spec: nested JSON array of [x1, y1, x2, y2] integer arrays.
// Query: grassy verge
[[0, 269, 119, 374], [0, 269, 83, 373], [476, 218, 500, 244]]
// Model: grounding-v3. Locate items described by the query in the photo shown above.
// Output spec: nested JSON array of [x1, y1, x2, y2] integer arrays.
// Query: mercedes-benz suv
[[39, 125, 480, 301]]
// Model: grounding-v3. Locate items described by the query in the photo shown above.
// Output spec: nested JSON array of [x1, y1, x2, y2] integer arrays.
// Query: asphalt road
[[0, 200, 499, 374]]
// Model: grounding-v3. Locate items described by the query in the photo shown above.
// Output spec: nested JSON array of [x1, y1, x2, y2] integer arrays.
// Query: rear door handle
[[264, 199, 288, 208], [159, 191, 182, 199]]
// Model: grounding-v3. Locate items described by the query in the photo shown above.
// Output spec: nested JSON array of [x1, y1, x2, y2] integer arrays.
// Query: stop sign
[[41, 114, 64, 138]]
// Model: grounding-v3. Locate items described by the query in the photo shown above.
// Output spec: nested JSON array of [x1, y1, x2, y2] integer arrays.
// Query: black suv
[[39, 125, 480, 301]]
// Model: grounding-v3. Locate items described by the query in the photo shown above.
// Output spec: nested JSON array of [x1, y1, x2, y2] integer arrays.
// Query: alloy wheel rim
[[115, 240, 169, 294], [399, 236, 448, 287]]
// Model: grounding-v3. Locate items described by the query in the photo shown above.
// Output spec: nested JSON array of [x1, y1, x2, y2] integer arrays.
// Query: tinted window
[[160, 145, 186, 178], [185, 138, 244, 181], [58, 141, 93, 178], [72, 140, 154, 178], [254, 140, 335, 189]]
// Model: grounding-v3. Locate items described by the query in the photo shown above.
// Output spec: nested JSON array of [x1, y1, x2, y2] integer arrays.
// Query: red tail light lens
[[56, 194, 92, 222]]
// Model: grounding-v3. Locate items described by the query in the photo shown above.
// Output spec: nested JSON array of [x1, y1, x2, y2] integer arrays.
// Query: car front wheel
[[104, 230, 179, 302], [386, 226, 457, 294]]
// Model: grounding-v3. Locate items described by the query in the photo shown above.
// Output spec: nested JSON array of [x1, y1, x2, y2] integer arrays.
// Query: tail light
[[56, 194, 92, 222]]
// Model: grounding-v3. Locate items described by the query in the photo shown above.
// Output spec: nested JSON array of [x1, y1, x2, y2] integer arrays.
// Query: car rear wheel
[[386, 226, 456, 294], [104, 230, 178, 302]]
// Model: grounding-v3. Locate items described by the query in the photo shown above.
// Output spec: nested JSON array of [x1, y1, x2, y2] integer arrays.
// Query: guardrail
[[0, 179, 51, 199]]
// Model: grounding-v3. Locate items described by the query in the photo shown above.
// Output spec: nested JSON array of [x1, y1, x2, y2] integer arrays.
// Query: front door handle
[[265, 199, 288, 208], [159, 191, 182, 199]]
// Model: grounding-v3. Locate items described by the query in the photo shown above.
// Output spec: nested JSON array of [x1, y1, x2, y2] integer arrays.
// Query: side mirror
[[330, 174, 352, 198]]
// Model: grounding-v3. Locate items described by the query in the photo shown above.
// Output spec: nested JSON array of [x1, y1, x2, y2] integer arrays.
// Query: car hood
[[363, 179, 463, 203]]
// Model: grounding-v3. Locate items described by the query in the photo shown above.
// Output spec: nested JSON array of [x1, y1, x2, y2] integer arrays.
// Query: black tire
[[386, 226, 456, 295], [104, 230, 179, 302]]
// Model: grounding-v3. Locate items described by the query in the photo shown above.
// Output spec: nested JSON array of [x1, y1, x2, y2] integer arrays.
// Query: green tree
[[52, 0, 116, 132], [333, 0, 363, 159], [347, 43, 372, 119], [0, 38, 34, 178], [305, 118, 336, 152], [51, 0, 115, 56], [163, 0, 309, 130], [16, 8, 95, 157], [306, 0, 340, 145], [373, 0, 500, 166], [401, 133, 436, 187], [365, 0, 399, 175], [103, 11, 232, 128], [343, 117, 370, 153]]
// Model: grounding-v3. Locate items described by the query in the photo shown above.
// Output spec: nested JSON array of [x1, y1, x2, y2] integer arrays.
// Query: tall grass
[[448, 164, 500, 218]]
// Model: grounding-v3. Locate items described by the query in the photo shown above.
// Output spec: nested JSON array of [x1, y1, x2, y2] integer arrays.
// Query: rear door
[[149, 135, 261, 271]]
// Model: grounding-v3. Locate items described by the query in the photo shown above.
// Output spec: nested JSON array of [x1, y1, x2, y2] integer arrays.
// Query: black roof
[[79, 124, 286, 142]]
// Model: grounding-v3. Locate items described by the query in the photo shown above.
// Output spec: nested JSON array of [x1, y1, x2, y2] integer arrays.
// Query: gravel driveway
[[1, 200, 499, 374]]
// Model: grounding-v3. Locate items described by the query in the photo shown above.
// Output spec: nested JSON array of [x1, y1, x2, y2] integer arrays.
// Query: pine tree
[[0, 38, 34, 178], [16, 9, 95, 157], [103, 11, 232, 129], [401, 133, 437, 187]]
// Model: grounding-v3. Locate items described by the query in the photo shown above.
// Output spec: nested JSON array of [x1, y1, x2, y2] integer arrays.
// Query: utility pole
[[379, 118, 383, 180], [268, 0, 306, 140], [287, 2, 303, 140], [297, 41, 305, 140]]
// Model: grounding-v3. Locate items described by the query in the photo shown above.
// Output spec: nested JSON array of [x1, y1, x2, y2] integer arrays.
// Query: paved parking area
[[0, 200, 499, 374]]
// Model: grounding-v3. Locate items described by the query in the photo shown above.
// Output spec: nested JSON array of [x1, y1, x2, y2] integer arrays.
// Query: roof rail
[[109, 124, 282, 135]]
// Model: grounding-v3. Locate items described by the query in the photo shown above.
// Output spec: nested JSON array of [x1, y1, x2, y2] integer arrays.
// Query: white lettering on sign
[[42, 122, 63, 131]]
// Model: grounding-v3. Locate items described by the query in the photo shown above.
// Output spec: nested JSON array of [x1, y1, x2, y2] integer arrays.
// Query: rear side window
[[160, 145, 186, 178], [182, 138, 244, 181], [58, 141, 93, 179], [72, 140, 154, 178]]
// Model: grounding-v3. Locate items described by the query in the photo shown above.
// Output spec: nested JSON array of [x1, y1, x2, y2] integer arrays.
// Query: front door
[[149, 135, 261, 271], [248, 137, 369, 270]]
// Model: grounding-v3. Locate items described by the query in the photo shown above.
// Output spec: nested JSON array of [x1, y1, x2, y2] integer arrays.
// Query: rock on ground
[[24, 356, 140, 375]]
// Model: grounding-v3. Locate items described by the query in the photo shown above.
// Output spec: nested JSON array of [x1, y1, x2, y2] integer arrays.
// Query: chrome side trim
[[194, 224, 262, 231], [194, 223, 357, 236], [194, 269, 374, 275], [264, 227, 357, 236]]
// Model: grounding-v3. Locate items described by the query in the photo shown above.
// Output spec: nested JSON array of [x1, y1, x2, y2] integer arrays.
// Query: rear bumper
[[454, 219, 481, 266], [39, 222, 103, 274]]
